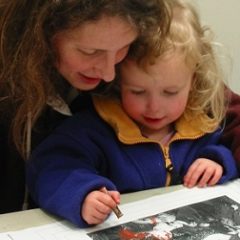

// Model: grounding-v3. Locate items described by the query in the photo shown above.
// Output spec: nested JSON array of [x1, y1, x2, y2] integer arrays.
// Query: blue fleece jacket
[[26, 96, 238, 227]]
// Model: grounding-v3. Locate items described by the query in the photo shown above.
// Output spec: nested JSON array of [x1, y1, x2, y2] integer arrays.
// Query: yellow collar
[[93, 96, 214, 144]]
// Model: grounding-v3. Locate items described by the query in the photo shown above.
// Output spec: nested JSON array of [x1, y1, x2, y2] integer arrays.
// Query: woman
[[0, 0, 170, 213]]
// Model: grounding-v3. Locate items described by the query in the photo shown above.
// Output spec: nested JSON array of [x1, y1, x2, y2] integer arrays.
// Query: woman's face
[[53, 16, 138, 91]]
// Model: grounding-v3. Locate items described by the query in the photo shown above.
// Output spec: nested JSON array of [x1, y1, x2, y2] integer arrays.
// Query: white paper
[[1, 179, 240, 240]]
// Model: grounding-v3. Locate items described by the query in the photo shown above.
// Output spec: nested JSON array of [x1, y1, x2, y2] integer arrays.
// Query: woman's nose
[[96, 47, 128, 82], [97, 54, 117, 82]]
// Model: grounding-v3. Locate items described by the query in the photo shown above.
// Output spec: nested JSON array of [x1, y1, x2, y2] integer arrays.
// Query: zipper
[[162, 146, 172, 186], [161, 132, 205, 187]]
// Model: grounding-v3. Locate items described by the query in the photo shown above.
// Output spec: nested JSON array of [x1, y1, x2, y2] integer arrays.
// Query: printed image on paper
[[88, 196, 240, 240]]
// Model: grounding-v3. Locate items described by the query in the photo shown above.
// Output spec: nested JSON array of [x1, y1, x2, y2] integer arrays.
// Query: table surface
[[0, 185, 183, 232]]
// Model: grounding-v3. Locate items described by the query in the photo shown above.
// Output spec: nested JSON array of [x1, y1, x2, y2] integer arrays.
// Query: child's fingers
[[184, 161, 203, 187], [184, 162, 198, 183], [184, 158, 224, 188], [82, 190, 114, 225], [82, 204, 109, 225], [108, 190, 121, 204], [207, 166, 223, 186], [85, 204, 109, 224], [184, 172, 202, 188], [197, 168, 214, 187], [198, 164, 223, 187], [99, 187, 120, 208]]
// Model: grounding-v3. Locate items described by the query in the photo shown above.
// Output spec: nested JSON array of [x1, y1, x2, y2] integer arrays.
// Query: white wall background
[[193, 0, 240, 94]]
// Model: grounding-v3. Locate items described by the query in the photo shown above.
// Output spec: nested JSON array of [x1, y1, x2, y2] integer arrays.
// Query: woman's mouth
[[80, 75, 101, 85]]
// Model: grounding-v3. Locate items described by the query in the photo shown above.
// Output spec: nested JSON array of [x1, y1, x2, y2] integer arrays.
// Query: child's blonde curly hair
[[127, 0, 227, 133]]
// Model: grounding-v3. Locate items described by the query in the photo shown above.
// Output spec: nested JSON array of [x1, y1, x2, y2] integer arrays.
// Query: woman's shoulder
[[55, 98, 107, 134]]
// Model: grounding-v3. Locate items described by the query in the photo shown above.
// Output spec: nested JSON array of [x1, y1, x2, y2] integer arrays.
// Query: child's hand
[[183, 158, 223, 188], [81, 189, 120, 225]]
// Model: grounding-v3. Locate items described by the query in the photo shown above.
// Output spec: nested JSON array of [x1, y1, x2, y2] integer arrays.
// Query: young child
[[26, 0, 238, 228]]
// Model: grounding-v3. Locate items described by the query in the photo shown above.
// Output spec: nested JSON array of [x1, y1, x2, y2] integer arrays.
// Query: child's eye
[[163, 90, 178, 96], [131, 90, 145, 95]]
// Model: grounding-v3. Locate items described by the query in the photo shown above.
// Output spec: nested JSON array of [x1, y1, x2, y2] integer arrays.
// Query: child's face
[[120, 53, 193, 137], [52, 16, 137, 91]]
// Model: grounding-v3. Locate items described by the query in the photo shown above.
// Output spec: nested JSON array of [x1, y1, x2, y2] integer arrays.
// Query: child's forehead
[[148, 50, 196, 72], [142, 51, 187, 71], [121, 54, 195, 93]]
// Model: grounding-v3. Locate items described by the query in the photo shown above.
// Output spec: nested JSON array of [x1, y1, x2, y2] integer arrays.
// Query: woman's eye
[[78, 49, 98, 56]]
